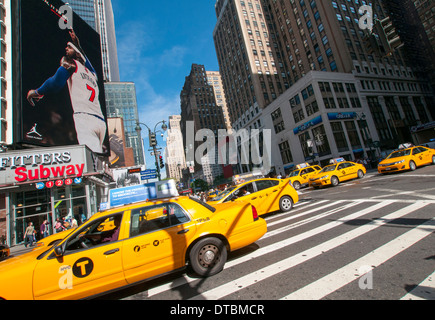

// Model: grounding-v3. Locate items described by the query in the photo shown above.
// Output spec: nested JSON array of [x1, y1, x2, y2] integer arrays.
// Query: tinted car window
[[255, 180, 275, 191], [130, 203, 189, 237]]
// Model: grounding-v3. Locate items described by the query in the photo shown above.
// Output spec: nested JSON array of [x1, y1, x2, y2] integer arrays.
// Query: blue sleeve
[[36, 67, 71, 95]]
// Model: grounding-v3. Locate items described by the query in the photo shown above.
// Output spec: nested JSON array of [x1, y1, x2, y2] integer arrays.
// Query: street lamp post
[[135, 120, 168, 181]]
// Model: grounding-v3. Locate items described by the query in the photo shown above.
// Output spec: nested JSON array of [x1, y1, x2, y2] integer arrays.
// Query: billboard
[[16, 0, 110, 155]]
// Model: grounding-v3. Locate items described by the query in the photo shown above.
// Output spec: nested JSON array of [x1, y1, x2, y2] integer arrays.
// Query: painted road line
[[189, 202, 428, 300], [282, 218, 435, 300], [146, 201, 392, 298], [400, 270, 435, 300]]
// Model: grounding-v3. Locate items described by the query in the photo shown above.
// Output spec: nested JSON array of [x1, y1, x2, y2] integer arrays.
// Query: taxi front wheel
[[331, 176, 339, 187], [189, 237, 227, 277]]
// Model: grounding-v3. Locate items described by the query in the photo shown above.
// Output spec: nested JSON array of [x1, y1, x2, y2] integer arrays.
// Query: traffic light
[[149, 133, 157, 147], [159, 155, 165, 169], [363, 32, 380, 55], [376, 16, 403, 55]]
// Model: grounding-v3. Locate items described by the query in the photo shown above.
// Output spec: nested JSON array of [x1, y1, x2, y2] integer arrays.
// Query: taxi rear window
[[189, 197, 216, 213]]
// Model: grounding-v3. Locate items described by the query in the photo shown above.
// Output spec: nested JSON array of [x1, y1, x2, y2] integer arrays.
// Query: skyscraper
[[213, 0, 434, 174], [105, 82, 144, 166], [165, 115, 186, 182], [180, 64, 228, 183]]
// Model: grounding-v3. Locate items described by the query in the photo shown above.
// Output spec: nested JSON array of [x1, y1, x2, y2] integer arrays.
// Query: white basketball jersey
[[67, 60, 104, 118]]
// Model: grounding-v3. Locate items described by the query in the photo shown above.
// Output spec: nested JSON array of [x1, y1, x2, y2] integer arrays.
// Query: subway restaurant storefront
[[0, 145, 110, 246]]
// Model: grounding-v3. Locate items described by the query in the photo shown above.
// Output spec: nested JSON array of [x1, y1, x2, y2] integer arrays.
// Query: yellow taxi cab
[[0, 196, 266, 300], [309, 158, 366, 188], [287, 163, 322, 190], [207, 178, 298, 215], [34, 228, 77, 250], [378, 145, 435, 174]]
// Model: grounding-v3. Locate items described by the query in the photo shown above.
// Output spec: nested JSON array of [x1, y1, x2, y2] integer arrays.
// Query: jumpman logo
[[27, 123, 42, 137]]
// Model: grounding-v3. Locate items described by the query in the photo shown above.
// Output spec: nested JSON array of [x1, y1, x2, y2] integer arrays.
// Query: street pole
[[136, 120, 167, 182]]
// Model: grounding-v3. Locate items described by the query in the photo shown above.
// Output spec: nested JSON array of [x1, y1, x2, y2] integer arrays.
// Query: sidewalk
[[9, 244, 33, 257]]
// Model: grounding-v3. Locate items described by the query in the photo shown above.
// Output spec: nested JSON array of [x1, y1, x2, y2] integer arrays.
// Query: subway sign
[[0, 145, 94, 185]]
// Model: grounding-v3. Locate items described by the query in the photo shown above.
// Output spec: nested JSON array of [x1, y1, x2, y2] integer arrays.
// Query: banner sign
[[293, 115, 323, 135], [108, 180, 179, 208]]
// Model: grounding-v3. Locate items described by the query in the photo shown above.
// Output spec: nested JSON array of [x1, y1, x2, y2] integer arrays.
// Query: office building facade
[[165, 115, 186, 182], [213, 0, 434, 173], [180, 64, 227, 184], [104, 82, 144, 166]]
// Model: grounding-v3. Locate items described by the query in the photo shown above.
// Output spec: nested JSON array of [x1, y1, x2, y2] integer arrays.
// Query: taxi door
[[336, 163, 353, 181], [345, 162, 359, 179], [122, 203, 197, 284], [33, 213, 127, 300], [254, 180, 281, 214], [414, 147, 430, 165]]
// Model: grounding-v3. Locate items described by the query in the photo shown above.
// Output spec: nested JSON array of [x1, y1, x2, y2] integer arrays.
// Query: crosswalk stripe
[[400, 270, 435, 300], [189, 201, 428, 300], [265, 200, 347, 229], [146, 200, 391, 298], [282, 218, 435, 300]]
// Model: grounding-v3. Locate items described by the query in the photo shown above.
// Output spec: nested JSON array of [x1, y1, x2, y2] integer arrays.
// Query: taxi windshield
[[288, 170, 300, 177], [387, 149, 411, 159], [212, 186, 237, 201], [320, 165, 337, 172]]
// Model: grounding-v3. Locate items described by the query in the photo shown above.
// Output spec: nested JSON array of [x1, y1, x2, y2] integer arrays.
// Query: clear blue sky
[[111, 0, 220, 171]]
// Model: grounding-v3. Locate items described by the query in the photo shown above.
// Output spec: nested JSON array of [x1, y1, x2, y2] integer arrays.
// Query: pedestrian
[[24, 222, 35, 247], [71, 216, 78, 228], [55, 218, 66, 233], [40, 220, 49, 239]]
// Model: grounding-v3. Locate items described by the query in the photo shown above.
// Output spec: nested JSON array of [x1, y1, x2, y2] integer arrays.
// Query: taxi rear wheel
[[189, 237, 227, 277], [279, 196, 293, 212], [431, 155, 435, 165], [409, 160, 416, 171], [357, 170, 364, 179]]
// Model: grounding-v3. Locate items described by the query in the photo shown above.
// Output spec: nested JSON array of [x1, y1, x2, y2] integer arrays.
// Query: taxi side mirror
[[54, 245, 64, 257]]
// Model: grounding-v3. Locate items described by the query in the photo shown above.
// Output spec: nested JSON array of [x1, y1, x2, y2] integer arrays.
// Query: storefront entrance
[[13, 189, 51, 245], [11, 184, 90, 245]]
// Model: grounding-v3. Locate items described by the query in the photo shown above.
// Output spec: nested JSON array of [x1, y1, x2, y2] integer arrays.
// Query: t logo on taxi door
[[73, 257, 94, 278]]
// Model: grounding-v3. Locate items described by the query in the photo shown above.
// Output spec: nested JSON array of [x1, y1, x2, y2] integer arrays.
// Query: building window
[[279, 140, 293, 164], [331, 122, 349, 152]]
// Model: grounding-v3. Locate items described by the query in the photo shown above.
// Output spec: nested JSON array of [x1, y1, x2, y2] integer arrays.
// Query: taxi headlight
[[320, 175, 329, 180], [393, 160, 405, 165]]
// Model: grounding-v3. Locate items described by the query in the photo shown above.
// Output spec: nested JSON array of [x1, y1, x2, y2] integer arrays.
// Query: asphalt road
[[98, 165, 435, 301]]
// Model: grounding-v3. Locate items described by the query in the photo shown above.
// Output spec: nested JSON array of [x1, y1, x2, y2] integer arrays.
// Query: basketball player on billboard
[[26, 29, 107, 154]]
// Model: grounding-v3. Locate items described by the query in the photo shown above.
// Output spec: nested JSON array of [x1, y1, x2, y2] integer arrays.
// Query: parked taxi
[[0, 196, 266, 300], [287, 163, 322, 190], [378, 146, 435, 174], [309, 158, 366, 188], [207, 178, 298, 215]]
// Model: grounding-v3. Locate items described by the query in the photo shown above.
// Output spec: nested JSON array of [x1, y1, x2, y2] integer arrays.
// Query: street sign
[[141, 169, 157, 175], [141, 174, 157, 180]]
